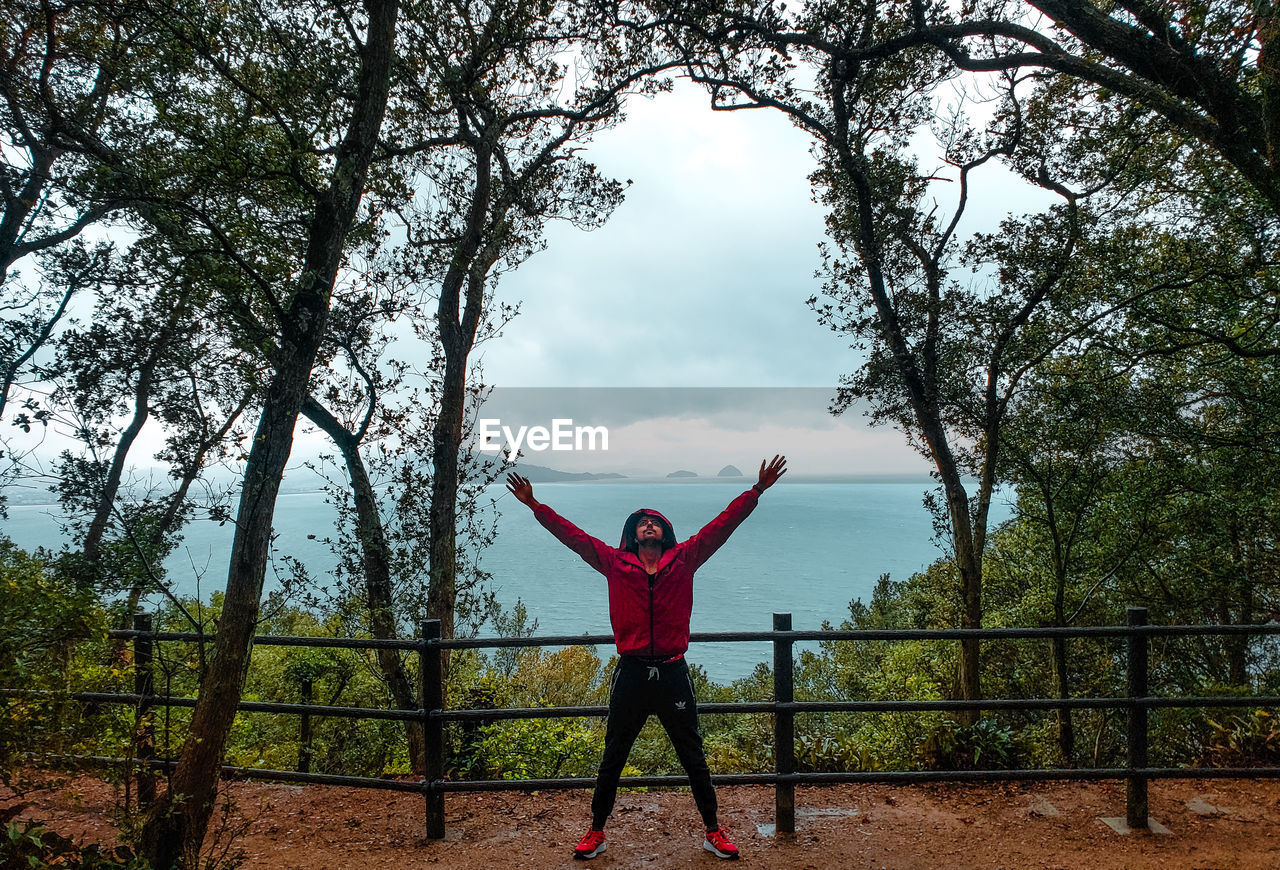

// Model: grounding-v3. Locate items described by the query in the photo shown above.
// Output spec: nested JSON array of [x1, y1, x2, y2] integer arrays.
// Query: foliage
[[473, 716, 604, 781], [1199, 710, 1280, 768], [1, 820, 150, 870], [0, 0, 673, 851], [136, 596, 414, 778], [3, 547, 1280, 793], [0, 540, 131, 791], [919, 718, 1020, 771], [42, 239, 256, 595], [450, 644, 611, 780]]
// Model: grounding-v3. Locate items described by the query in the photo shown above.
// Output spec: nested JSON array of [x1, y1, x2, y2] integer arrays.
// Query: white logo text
[[478, 418, 609, 459]]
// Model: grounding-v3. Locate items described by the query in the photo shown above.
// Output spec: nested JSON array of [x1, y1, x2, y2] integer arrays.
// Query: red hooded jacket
[[533, 489, 760, 657]]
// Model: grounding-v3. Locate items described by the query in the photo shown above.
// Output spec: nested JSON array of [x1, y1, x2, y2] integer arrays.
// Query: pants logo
[[675, 701, 686, 710]]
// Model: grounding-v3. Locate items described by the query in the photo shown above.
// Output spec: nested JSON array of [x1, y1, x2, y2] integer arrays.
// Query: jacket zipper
[[647, 571, 657, 657]]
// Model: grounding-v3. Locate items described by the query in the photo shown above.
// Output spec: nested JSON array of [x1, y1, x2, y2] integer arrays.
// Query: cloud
[[479, 81, 852, 388], [473, 387, 928, 476]]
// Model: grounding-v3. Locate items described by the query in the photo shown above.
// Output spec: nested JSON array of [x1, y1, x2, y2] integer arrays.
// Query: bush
[[473, 715, 604, 780], [920, 717, 1023, 770], [2, 820, 149, 869], [448, 645, 610, 779], [1199, 710, 1280, 767], [0, 540, 130, 790]]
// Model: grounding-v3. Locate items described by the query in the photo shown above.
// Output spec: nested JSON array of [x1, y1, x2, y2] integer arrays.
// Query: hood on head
[[620, 508, 676, 553]]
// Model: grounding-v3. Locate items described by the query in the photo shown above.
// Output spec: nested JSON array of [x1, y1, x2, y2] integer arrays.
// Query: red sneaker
[[703, 826, 739, 860], [573, 827, 607, 860]]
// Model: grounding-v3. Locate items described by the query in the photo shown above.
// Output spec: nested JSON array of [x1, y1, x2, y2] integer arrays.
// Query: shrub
[[473, 715, 604, 780], [0, 540, 129, 790], [920, 717, 1023, 770], [1199, 710, 1280, 767], [2, 820, 149, 869]]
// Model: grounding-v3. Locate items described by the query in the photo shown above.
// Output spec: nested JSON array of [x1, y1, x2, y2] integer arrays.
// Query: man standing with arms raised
[[505, 455, 787, 861]]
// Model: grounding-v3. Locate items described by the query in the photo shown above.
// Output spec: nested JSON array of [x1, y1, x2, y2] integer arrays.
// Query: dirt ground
[[6, 775, 1280, 869]]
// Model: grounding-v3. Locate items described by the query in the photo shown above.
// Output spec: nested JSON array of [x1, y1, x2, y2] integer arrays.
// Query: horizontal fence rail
[[8, 609, 1280, 838]]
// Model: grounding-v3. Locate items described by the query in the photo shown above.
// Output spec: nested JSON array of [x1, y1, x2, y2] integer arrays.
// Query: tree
[[53, 259, 199, 568], [301, 270, 508, 774], [670, 0, 1276, 212], [1, 0, 161, 444], [926, 0, 1280, 214], [285, 0, 674, 769], [7, 0, 670, 857], [0, 240, 110, 517], [995, 352, 1150, 759], [130, 0, 672, 856], [118, 0, 403, 861], [985, 121, 1280, 750], [391, 0, 672, 657], [0, 0, 143, 271], [38, 240, 257, 614], [662, 1, 1110, 713], [300, 278, 434, 772], [0, 242, 109, 423]]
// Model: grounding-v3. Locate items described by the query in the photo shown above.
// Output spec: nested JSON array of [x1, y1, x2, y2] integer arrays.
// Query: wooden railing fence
[[9, 607, 1280, 838]]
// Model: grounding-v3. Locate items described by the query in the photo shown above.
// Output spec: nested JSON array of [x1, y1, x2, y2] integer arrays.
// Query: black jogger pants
[[591, 655, 717, 830]]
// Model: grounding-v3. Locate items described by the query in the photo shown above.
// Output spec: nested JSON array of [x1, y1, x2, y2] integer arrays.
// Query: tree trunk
[[1226, 526, 1253, 687], [1221, 599, 1249, 687], [138, 357, 313, 867], [426, 340, 464, 660], [1051, 634, 1075, 761], [0, 150, 55, 269], [83, 356, 158, 566], [831, 140, 985, 723], [940, 467, 982, 725], [84, 302, 190, 568], [426, 138, 493, 668], [302, 398, 426, 774], [137, 1, 399, 863], [1049, 560, 1080, 757]]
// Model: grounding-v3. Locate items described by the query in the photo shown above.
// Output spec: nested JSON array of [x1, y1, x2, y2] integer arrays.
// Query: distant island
[[666, 470, 697, 478], [717, 465, 743, 477], [509, 462, 625, 482], [475, 454, 625, 482]]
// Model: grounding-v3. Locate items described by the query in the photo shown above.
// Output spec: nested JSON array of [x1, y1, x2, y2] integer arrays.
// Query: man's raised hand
[[756, 455, 787, 491], [506, 472, 539, 509]]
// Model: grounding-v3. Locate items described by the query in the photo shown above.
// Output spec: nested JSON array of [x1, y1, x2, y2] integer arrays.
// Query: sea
[[4, 479, 1012, 682]]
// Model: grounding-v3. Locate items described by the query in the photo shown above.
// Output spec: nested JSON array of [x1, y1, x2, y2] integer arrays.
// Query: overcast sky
[[463, 81, 1050, 477], [9, 80, 1053, 482], [479, 82, 841, 389], [473, 388, 922, 478]]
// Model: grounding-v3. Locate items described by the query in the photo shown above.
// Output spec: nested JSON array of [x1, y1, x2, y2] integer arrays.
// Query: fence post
[[422, 619, 445, 839], [773, 612, 795, 835], [298, 677, 313, 773], [132, 612, 156, 807], [1126, 606, 1149, 831]]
